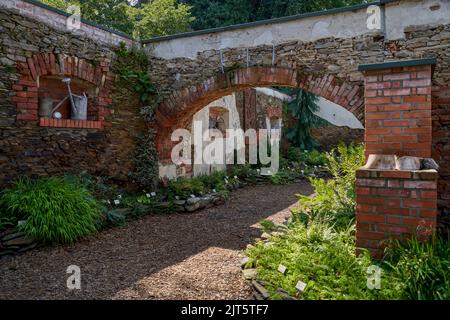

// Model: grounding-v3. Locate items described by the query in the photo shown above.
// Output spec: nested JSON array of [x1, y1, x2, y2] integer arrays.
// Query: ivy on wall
[[113, 42, 160, 189]]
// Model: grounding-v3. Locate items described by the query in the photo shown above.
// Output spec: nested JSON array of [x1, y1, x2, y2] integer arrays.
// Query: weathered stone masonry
[[0, 5, 143, 185], [145, 1, 450, 241]]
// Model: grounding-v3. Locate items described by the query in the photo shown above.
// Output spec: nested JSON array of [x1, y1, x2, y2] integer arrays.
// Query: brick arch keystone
[[155, 66, 364, 160]]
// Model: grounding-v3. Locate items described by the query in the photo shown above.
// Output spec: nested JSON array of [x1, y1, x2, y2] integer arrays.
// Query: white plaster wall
[[145, 0, 450, 60], [385, 0, 450, 40], [256, 87, 363, 129], [192, 94, 242, 177], [315, 97, 364, 129]]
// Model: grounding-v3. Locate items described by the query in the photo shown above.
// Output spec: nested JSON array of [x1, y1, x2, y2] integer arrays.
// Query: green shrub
[[269, 171, 294, 185], [167, 177, 206, 199], [0, 177, 103, 244], [228, 165, 258, 182], [303, 149, 327, 166], [295, 143, 365, 228], [198, 171, 227, 191], [103, 209, 127, 228], [260, 219, 277, 233], [64, 174, 119, 200]]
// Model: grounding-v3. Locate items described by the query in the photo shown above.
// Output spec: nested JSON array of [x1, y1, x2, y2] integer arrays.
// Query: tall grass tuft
[[0, 176, 103, 244], [383, 236, 450, 300]]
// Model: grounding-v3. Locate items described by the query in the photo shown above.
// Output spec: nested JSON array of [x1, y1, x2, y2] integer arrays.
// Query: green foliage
[[295, 143, 365, 228], [383, 237, 450, 300], [0, 177, 103, 244], [133, 0, 195, 39], [247, 219, 401, 300], [260, 219, 277, 233], [269, 171, 294, 185], [64, 173, 119, 200], [302, 149, 327, 166], [114, 43, 158, 117], [40, 0, 194, 38], [112, 44, 159, 189], [103, 208, 127, 227], [228, 164, 259, 183], [197, 171, 227, 192], [282, 88, 328, 150], [247, 218, 450, 300], [184, 0, 368, 30], [40, 0, 72, 11], [167, 176, 206, 199]]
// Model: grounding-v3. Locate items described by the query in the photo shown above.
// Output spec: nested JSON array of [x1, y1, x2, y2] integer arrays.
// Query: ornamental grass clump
[[0, 176, 103, 244]]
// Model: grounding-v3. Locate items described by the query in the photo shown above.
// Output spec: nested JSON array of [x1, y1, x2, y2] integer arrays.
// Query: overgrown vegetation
[[0, 177, 102, 244], [294, 143, 365, 229], [246, 143, 450, 300], [384, 237, 450, 300], [113, 43, 159, 189]]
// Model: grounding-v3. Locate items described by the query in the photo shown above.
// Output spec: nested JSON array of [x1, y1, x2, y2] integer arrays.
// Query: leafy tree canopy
[[40, 0, 194, 38], [181, 0, 368, 30]]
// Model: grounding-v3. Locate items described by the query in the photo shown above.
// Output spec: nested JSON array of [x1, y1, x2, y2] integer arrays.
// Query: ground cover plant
[[246, 143, 450, 300]]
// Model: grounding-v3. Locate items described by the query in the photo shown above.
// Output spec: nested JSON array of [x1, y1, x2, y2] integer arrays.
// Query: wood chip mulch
[[0, 182, 313, 300]]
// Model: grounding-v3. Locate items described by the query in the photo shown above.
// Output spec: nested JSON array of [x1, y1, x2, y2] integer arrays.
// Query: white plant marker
[[151, 192, 156, 197], [295, 280, 307, 293], [146, 193, 151, 198], [18, 220, 27, 227], [114, 200, 120, 206], [278, 264, 287, 274]]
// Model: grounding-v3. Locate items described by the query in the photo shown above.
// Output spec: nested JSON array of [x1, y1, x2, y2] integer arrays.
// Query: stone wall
[[311, 126, 364, 151], [0, 8, 143, 187]]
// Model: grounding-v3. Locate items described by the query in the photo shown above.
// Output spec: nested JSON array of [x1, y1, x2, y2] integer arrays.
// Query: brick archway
[[155, 66, 364, 160]]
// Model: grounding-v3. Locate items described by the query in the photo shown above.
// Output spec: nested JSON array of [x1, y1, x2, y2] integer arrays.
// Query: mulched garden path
[[0, 182, 313, 300]]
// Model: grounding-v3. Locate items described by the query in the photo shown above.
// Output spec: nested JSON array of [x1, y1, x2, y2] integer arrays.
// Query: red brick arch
[[155, 66, 364, 160]]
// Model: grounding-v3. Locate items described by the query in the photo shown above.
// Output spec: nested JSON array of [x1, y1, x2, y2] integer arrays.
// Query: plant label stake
[[295, 280, 307, 293], [278, 264, 287, 274]]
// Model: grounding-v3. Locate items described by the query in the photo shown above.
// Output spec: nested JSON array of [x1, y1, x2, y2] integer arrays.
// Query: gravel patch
[[0, 182, 313, 300]]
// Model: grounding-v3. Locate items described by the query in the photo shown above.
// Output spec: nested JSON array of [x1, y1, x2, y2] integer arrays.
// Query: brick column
[[357, 59, 438, 258], [356, 169, 438, 259], [362, 59, 435, 158]]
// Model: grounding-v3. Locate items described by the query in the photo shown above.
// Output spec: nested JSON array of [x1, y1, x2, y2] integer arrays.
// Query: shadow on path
[[0, 182, 313, 300]]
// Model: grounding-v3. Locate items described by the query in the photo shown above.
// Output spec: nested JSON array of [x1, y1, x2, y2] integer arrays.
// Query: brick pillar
[[356, 169, 438, 259], [357, 59, 438, 258], [362, 60, 434, 158]]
